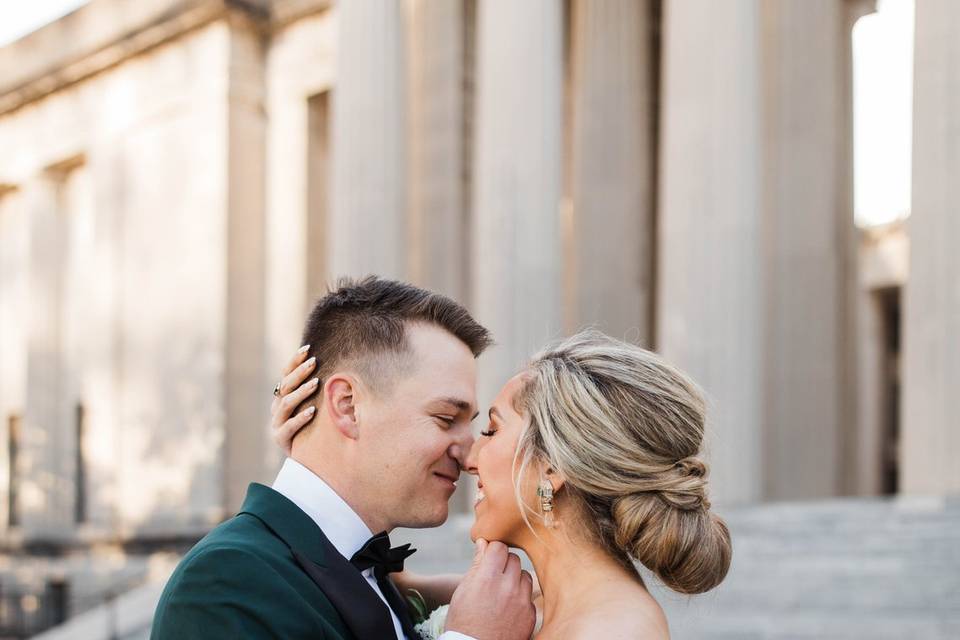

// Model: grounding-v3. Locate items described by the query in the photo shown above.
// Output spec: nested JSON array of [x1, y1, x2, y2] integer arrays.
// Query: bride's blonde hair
[[513, 330, 731, 595]]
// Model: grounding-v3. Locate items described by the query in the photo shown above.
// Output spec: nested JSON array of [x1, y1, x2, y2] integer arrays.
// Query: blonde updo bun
[[514, 330, 732, 595], [612, 491, 731, 594]]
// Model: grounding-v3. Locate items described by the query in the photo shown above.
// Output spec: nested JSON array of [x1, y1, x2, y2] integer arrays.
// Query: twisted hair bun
[[611, 458, 731, 594], [515, 330, 732, 595]]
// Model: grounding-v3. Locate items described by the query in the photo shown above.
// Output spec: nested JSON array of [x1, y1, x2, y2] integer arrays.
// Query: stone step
[[32, 496, 960, 640], [662, 610, 960, 640]]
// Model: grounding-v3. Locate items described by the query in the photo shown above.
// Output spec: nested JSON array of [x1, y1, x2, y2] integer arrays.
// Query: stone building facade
[[0, 0, 957, 634]]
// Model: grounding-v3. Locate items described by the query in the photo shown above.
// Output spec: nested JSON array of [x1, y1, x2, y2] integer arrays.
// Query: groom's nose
[[449, 429, 475, 470], [463, 437, 479, 475]]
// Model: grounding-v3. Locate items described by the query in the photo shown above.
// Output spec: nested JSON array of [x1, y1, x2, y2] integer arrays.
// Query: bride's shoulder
[[551, 584, 669, 640], [565, 604, 669, 639]]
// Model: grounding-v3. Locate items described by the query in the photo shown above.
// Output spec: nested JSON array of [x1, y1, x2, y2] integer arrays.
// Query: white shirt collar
[[272, 457, 374, 561]]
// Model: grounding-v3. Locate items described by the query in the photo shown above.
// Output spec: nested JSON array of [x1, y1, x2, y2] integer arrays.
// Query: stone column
[[22, 175, 68, 534], [472, 0, 564, 406], [759, 0, 863, 500], [329, 0, 407, 280], [0, 186, 29, 530], [901, 0, 960, 494], [82, 149, 123, 529], [657, 0, 766, 505], [568, 0, 655, 344], [58, 163, 95, 526], [659, 0, 866, 504], [406, 0, 469, 301], [406, 0, 473, 515], [262, 8, 336, 424], [224, 20, 268, 512]]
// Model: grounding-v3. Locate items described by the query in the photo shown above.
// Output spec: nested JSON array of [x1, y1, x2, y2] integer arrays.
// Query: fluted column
[[224, 22, 268, 512], [23, 175, 68, 533], [58, 163, 96, 528], [659, 0, 866, 504], [329, 0, 407, 280], [657, 0, 765, 505], [82, 150, 122, 529], [472, 1, 564, 405], [759, 0, 863, 500], [568, 0, 655, 343], [0, 187, 29, 530], [406, 0, 469, 301], [901, 0, 960, 494]]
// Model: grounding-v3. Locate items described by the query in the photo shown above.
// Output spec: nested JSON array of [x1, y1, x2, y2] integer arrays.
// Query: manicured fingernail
[[307, 357, 316, 366], [310, 377, 319, 387], [306, 406, 316, 414], [299, 344, 310, 354]]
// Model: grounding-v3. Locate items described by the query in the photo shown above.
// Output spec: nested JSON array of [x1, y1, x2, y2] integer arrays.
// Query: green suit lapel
[[238, 483, 329, 565], [238, 483, 399, 640]]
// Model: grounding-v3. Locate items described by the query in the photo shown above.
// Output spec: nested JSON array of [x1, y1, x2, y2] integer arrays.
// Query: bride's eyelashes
[[479, 426, 497, 437]]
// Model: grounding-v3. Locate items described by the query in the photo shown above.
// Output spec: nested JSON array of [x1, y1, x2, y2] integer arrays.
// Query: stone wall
[[0, 5, 270, 543]]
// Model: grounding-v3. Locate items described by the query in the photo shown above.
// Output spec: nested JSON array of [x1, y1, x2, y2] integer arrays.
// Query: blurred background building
[[0, 0, 957, 638]]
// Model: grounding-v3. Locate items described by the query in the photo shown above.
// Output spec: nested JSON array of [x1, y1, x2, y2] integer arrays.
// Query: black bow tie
[[350, 532, 416, 577]]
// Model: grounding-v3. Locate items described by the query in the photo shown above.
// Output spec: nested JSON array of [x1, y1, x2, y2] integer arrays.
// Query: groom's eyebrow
[[438, 397, 478, 420]]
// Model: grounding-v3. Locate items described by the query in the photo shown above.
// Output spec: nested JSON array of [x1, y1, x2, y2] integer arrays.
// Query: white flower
[[414, 604, 449, 640]]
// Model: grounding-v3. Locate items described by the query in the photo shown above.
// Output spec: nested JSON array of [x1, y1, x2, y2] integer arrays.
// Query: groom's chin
[[401, 501, 449, 529]]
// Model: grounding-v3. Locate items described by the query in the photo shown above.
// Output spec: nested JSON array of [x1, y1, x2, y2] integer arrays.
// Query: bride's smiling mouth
[[475, 480, 486, 507]]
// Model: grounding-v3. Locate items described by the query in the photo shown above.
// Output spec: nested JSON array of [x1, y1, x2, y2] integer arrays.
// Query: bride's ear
[[325, 374, 360, 440]]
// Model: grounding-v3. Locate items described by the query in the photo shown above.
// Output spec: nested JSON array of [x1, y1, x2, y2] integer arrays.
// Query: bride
[[272, 329, 731, 638]]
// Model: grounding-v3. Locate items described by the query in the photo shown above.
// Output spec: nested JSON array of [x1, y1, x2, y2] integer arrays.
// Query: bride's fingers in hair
[[273, 377, 320, 428], [283, 345, 311, 377], [283, 376, 320, 414], [270, 346, 312, 414], [280, 355, 316, 397], [272, 406, 316, 456]]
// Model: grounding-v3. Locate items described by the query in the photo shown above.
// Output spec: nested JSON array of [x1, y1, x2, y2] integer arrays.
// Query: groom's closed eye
[[428, 397, 478, 424]]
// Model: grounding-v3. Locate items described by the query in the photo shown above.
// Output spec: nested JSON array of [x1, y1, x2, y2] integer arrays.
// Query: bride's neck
[[520, 522, 633, 626]]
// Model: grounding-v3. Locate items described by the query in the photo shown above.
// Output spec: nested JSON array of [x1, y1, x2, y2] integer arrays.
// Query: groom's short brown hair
[[300, 276, 492, 393]]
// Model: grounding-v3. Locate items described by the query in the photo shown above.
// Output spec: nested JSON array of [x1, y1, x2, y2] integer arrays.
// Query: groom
[[151, 277, 536, 639]]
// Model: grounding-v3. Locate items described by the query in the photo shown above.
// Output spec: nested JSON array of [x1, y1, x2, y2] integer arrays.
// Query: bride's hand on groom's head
[[445, 539, 536, 640], [270, 345, 320, 456]]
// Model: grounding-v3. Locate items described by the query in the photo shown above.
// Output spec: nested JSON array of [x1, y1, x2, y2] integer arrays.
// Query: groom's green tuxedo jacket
[[151, 483, 415, 639]]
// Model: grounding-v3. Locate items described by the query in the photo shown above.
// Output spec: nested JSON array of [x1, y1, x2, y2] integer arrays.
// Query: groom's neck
[[290, 451, 391, 535]]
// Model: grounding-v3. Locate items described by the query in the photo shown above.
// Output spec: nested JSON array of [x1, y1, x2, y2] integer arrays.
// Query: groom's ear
[[325, 374, 360, 440]]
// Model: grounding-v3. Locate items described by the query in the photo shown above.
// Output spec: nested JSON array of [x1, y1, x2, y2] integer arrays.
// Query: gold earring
[[537, 480, 556, 528]]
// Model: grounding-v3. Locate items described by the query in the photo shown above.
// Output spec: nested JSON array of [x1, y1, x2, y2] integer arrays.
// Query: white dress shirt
[[273, 458, 474, 640]]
